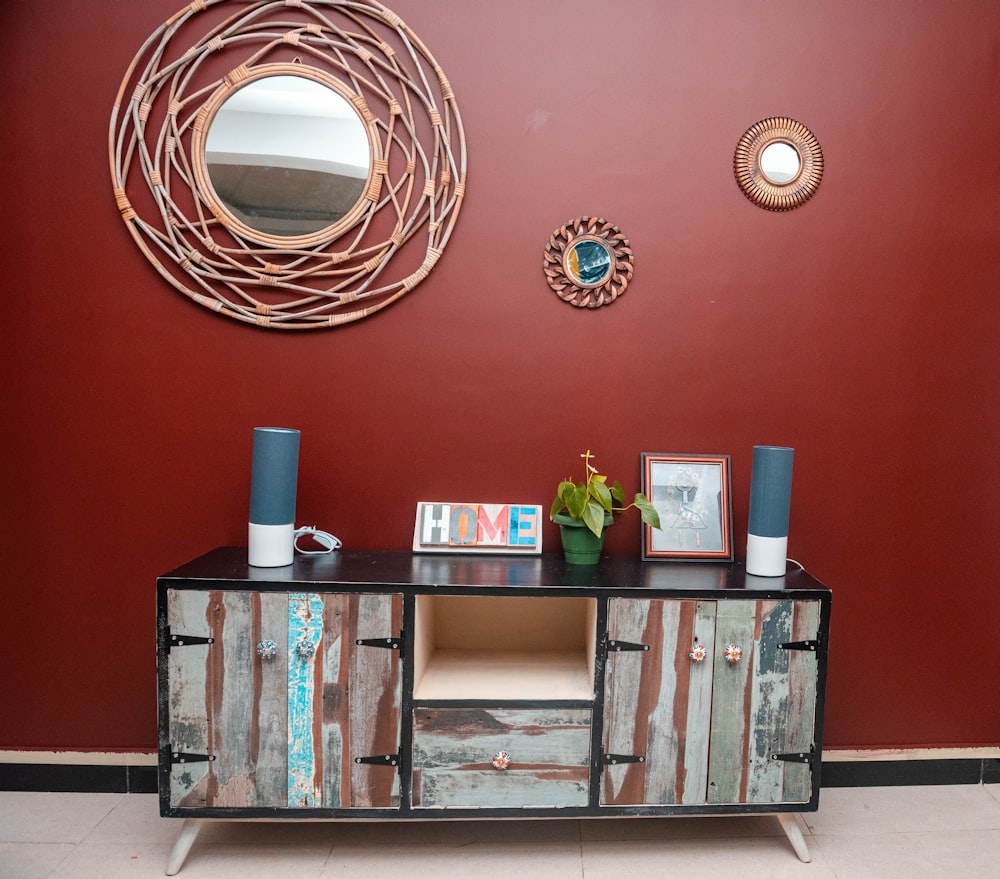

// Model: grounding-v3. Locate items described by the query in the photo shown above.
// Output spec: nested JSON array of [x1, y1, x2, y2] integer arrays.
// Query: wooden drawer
[[411, 707, 591, 809]]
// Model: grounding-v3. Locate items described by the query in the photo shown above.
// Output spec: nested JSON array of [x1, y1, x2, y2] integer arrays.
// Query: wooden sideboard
[[158, 548, 831, 873]]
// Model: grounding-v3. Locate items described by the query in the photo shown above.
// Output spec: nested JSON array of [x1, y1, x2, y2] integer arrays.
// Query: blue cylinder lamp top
[[747, 445, 794, 538], [249, 427, 300, 526]]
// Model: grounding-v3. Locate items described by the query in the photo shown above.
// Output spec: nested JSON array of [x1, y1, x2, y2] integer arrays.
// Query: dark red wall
[[2, 0, 998, 752]]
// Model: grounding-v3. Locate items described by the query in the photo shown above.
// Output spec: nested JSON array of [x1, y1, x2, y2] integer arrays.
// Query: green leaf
[[550, 481, 575, 518], [591, 479, 613, 513], [566, 483, 589, 519], [634, 493, 661, 530], [610, 480, 625, 505], [582, 500, 606, 537]]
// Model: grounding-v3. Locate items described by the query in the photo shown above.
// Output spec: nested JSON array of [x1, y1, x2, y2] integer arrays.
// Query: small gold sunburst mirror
[[734, 117, 824, 211]]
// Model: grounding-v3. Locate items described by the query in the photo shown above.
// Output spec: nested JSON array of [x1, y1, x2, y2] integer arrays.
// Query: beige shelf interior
[[413, 595, 598, 701]]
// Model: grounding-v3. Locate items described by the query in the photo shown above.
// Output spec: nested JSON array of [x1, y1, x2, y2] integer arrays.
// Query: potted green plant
[[550, 450, 661, 564]]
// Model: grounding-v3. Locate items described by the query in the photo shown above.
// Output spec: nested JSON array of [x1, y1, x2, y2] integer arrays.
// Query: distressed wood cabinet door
[[601, 597, 820, 807], [165, 589, 402, 810]]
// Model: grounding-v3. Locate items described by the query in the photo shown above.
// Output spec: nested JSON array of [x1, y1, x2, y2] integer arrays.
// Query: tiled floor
[[1, 784, 999, 879]]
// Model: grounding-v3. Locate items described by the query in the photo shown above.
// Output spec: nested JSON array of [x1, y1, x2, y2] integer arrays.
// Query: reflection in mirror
[[566, 239, 612, 287], [205, 76, 371, 238], [759, 142, 800, 185]]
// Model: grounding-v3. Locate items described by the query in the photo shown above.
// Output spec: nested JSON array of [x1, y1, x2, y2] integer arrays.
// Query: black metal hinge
[[778, 640, 819, 652], [356, 632, 405, 655], [769, 746, 815, 765], [170, 750, 215, 765], [605, 639, 650, 655], [355, 753, 400, 767], [167, 629, 215, 651], [601, 753, 646, 766]]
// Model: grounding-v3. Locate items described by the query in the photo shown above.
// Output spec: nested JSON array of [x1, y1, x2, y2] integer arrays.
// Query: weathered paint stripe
[[287, 593, 323, 807]]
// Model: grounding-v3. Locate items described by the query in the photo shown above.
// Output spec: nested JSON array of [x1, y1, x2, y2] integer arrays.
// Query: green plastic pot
[[553, 512, 613, 565]]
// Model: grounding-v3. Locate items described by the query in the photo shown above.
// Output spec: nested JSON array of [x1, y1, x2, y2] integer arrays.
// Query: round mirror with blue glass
[[565, 238, 613, 287], [544, 216, 634, 309]]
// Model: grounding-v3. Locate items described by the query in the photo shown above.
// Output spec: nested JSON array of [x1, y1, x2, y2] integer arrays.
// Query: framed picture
[[641, 453, 733, 561]]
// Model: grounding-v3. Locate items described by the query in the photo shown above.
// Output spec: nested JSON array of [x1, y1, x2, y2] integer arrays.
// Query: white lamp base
[[248, 522, 295, 567], [746, 534, 788, 577]]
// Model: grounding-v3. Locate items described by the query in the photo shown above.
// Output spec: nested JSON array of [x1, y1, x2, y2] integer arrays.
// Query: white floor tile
[[0, 792, 122, 843], [0, 842, 75, 879], [803, 784, 1000, 835], [578, 812, 790, 841], [808, 828, 1000, 879], [320, 841, 584, 879], [581, 836, 835, 878]]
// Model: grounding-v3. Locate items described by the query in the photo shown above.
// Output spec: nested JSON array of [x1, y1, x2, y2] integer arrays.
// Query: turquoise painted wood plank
[[287, 593, 323, 808]]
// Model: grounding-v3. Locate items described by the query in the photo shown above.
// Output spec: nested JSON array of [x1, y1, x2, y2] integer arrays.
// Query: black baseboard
[[0, 763, 158, 794], [1, 759, 997, 795], [821, 758, 1000, 788]]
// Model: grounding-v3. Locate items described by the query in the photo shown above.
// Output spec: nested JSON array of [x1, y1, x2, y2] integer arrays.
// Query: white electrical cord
[[293, 526, 342, 554]]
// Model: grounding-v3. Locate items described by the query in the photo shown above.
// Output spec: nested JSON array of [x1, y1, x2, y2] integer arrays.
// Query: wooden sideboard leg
[[775, 812, 811, 863], [165, 818, 204, 875]]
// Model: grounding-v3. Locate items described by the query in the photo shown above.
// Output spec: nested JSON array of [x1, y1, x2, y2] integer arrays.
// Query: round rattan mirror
[[733, 117, 823, 211], [110, 0, 467, 330]]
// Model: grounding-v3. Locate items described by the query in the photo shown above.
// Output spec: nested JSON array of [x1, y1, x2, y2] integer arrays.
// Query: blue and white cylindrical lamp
[[746, 445, 794, 577], [248, 427, 300, 567]]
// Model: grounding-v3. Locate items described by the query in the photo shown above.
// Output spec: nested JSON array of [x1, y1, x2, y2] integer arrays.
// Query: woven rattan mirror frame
[[543, 217, 634, 309], [110, 0, 467, 329], [733, 117, 823, 212]]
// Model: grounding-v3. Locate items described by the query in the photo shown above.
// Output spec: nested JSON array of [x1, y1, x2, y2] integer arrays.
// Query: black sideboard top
[[160, 547, 829, 598]]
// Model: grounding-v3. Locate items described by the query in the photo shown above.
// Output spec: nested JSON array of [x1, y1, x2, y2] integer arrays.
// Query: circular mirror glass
[[759, 141, 801, 184], [565, 238, 613, 287], [204, 75, 371, 238]]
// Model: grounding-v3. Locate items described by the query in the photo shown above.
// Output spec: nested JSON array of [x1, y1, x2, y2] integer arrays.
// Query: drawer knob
[[256, 640, 278, 659], [294, 639, 316, 659], [492, 751, 511, 771], [724, 643, 743, 664], [689, 644, 707, 662]]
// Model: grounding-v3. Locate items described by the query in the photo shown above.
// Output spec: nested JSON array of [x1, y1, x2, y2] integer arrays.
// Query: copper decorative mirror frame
[[110, 0, 467, 330], [733, 117, 823, 212], [543, 217, 634, 309]]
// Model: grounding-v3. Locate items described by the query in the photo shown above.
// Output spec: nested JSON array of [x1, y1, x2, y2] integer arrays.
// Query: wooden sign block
[[412, 502, 543, 554]]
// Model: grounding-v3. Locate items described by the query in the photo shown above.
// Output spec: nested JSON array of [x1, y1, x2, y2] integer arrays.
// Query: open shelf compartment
[[413, 595, 598, 701]]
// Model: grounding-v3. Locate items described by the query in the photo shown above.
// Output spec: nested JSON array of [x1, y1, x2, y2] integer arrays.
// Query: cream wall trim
[[0, 751, 157, 766], [824, 747, 1000, 762]]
